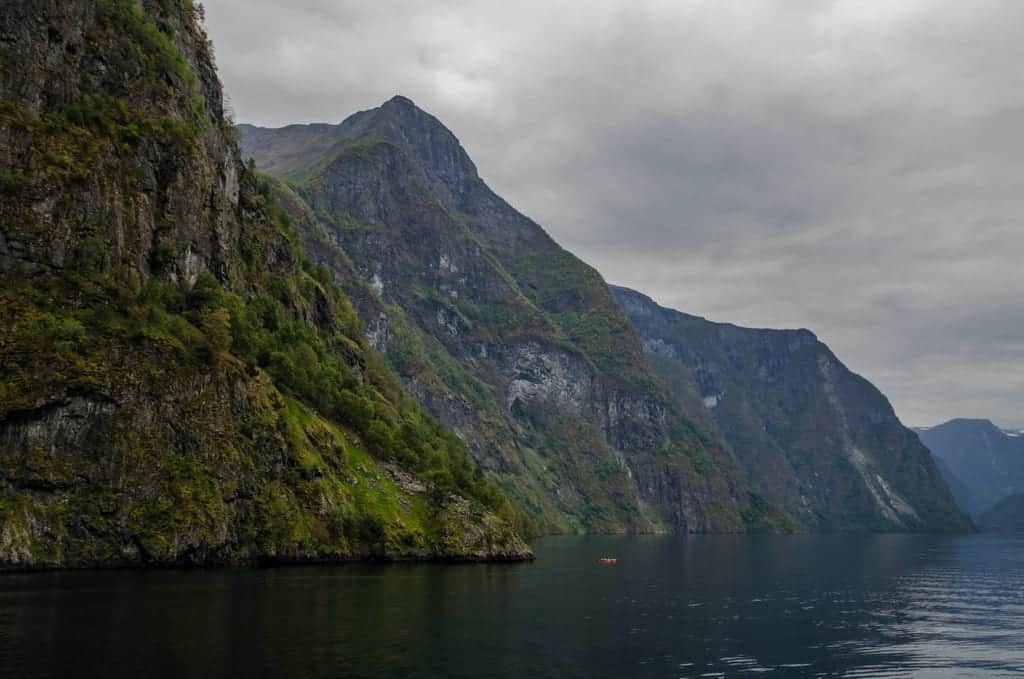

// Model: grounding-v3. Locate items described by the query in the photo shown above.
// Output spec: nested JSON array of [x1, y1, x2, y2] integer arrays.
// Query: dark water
[[1, 534, 1023, 678]]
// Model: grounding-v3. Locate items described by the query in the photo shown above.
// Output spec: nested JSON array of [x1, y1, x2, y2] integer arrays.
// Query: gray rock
[[612, 285, 970, 532]]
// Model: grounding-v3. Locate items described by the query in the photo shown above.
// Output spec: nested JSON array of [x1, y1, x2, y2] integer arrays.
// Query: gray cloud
[[203, 0, 1024, 428]]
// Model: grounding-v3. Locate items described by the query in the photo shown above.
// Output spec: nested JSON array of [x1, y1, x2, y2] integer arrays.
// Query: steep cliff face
[[240, 98, 754, 534], [0, 1, 528, 568], [612, 286, 969, 532], [916, 419, 1024, 517], [0, 0, 266, 287]]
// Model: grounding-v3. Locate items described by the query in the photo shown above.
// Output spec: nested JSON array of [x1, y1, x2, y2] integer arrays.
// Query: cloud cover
[[202, 0, 1024, 428]]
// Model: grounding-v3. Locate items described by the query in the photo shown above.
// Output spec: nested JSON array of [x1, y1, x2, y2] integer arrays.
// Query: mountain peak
[[348, 96, 482, 199], [238, 95, 481, 189], [942, 418, 1000, 432], [366, 95, 443, 136], [366, 94, 441, 131], [918, 417, 1024, 518], [382, 94, 417, 110]]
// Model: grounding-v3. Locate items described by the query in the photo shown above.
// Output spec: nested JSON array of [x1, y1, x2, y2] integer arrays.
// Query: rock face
[[239, 98, 753, 535], [612, 286, 969, 532], [0, 0, 257, 287], [916, 419, 1024, 517], [0, 0, 529, 568]]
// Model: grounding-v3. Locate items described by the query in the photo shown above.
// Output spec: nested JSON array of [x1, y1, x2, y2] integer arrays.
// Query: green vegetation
[[0, 264, 520, 562], [499, 246, 663, 394], [227, 275, 506, 510], [742, 493, 799, 533], [254, 139, 741, 534], [0, 0, 528, 567], [516, 406, 648, 533], [0, 256, 506, 512], [97, 0, 196, 89], [0, 0, 210, 185], [0, 96, 200, 184], [383, 303, 500, 419], [288, 135, 392, 186]]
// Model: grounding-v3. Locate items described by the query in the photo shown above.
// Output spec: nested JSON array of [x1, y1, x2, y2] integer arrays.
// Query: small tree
[[189, 270, 224, 309], [365, 419, 394, 455], [201, 306, 232, 364]]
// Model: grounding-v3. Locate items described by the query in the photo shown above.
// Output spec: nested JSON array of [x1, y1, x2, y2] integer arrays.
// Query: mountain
[[977, 493, 1024, 532], [916, 419, 1024, 517], [239, 98, 763, 535], [611, 286, 969, 532], [931, 455, 976, 518], [0, 0, 528, 568]]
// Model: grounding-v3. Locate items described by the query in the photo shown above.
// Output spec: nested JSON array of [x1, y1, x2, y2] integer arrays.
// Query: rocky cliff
[[0, 0, 528, 568], [612, 286, 969, 532], [916, 419, 1024, 517], [240, 98, 757, 535]]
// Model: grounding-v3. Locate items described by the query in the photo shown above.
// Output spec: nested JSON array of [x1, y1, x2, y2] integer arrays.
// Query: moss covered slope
[[0, 0, 528, 568]]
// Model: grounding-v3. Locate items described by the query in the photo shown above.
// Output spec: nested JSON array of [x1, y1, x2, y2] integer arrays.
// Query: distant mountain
[[240, 97, 758, 535], [916, 419, 1024, 517], [611, 286, 969, 532], [977, 493, 1024, 532]]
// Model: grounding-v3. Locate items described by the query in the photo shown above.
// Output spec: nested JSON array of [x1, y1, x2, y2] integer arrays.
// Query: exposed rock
[[0, 0, 529, 568], [612, 285, 969, 532], [240, 98, 751, 535]]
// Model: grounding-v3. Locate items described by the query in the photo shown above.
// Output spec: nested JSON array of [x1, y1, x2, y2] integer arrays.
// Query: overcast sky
[[203, 0, 1024, 429]]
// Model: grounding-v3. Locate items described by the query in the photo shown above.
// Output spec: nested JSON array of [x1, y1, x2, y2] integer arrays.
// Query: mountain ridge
[[611, 285, 969, 532], [240, 97, 762, 535], [916, 418, 1024, 517]]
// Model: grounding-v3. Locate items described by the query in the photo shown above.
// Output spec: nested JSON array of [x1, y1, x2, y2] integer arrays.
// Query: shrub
[[344, 513, 387, 544], [188, 271, 225, 309], [97, 0, 195, 86], [199, 307, 232, 362]]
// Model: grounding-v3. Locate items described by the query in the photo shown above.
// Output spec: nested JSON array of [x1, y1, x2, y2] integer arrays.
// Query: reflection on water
[[0, 534, 1022, 678]]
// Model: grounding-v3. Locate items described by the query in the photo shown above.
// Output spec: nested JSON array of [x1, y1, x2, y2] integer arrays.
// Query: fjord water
[[1, 535, 1022, 678]]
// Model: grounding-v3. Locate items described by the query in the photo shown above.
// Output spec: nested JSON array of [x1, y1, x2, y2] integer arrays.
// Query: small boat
[[597, 557, 618, 564]]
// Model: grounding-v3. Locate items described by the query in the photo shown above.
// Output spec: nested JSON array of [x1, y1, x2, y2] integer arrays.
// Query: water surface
[[1, 534, 1022, 677]]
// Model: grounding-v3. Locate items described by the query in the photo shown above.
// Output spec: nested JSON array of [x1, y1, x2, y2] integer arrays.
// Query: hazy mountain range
[[916, 419, 1024, 519]]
